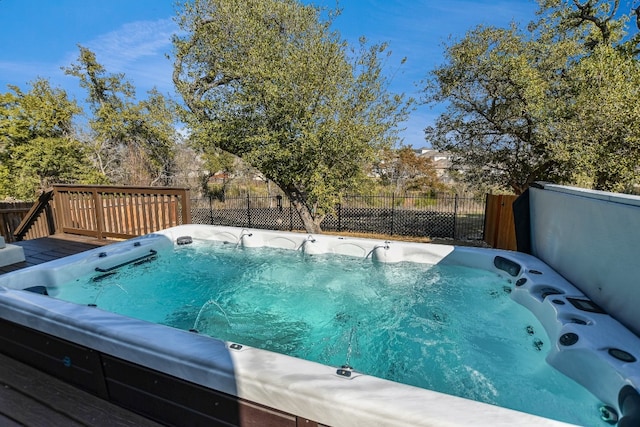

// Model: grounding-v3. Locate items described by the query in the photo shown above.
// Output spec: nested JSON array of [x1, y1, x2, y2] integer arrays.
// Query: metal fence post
[[453, 194, 459, 239], [337, 202, 342, 232], [482, 193, 489, 242], [390, 193, 395, 236], [289, 198, 293, 231], [209, 195, 214, 225], [246, 194, 252, 228]]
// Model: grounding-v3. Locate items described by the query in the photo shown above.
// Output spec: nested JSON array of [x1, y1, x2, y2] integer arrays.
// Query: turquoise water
[[54, 240, 606, 426]]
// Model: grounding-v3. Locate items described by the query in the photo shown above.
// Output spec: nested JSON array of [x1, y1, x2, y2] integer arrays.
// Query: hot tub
[[1, 225, 638, 426]]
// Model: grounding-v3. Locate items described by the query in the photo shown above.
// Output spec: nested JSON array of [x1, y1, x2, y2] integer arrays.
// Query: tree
[[173, 0, 410, 233], [539, 0, 640, 192], [550, 44, 640, 191], [0, 79, 100, 200], [65, 47, 178, 186], [125, 89, 179, 186], [424, 23, 581, 195], [373, 147, 444, 193], [424, 0, 640, 194], [199, 146, 236, 199], [538, 0, 635, 51]]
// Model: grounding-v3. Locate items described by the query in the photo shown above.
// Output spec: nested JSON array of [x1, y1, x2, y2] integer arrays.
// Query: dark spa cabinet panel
[[101, 354, 299, 427], [0, 318, 327, 427], [0, 318, 109, 399]]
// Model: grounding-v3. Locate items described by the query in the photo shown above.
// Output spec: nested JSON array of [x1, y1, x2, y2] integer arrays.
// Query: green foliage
[[1, 49, 181, 201], [128, 89, 179, 186], [0, 79, 100, 201], [536, 0, 640, 192], [65, 47, 178, 186], [199, 146, 237, 198], [12, 136, 101, 191], [0, 163, 11, 199], [373, 146, 446, 193], [553, 44, 640, 191], [537, 0, 633, 51], [425, 23, 580, 194], [173, 0, 410, 232], [425, 0, 640, 194]]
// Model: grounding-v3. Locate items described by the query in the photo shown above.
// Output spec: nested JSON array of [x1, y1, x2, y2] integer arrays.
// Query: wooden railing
[[1, 202, 41, 243], [13, 191, 56, 241], [53, 185, 191, 240], [9, 185, 191, 241]]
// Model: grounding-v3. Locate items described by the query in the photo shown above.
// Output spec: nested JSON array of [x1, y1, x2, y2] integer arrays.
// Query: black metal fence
[[191, 193, 486, 241]]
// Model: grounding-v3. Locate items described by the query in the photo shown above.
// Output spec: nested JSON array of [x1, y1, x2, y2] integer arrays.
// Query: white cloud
[[63, 18, 181, 95], [86, 18, 176, 67]]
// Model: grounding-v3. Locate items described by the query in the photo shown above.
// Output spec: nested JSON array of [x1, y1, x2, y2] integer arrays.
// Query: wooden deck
[[0, 234, 113, 274], [0, 234, 164, 427], [0, 353, 163, 427]]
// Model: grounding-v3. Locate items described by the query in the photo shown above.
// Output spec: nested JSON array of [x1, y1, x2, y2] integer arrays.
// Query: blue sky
[[0, 0, 537, 148]]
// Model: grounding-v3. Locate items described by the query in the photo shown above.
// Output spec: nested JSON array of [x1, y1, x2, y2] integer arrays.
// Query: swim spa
[[1, 225, 639, 426]]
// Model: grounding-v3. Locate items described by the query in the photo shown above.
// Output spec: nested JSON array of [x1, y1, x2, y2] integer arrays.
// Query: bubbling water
[[54, 240, 608, 426]]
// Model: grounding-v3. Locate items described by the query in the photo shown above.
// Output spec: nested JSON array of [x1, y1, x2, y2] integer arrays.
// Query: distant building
[[413, 148, 454, 184]]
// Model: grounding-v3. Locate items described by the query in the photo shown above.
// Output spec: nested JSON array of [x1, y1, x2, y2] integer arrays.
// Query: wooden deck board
[[0, 234, 112, 274], [0, 413, 22, 427], [0, 377, 85, 427], [0, 353, 164, 427], [0, 234, 165, 427]]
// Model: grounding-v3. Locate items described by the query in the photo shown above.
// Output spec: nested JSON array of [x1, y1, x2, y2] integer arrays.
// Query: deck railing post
[[44, 202, 56, 235], [53, 186, 63, 233], [181, 188, 192, 224], [92, 188, 104, 239]]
